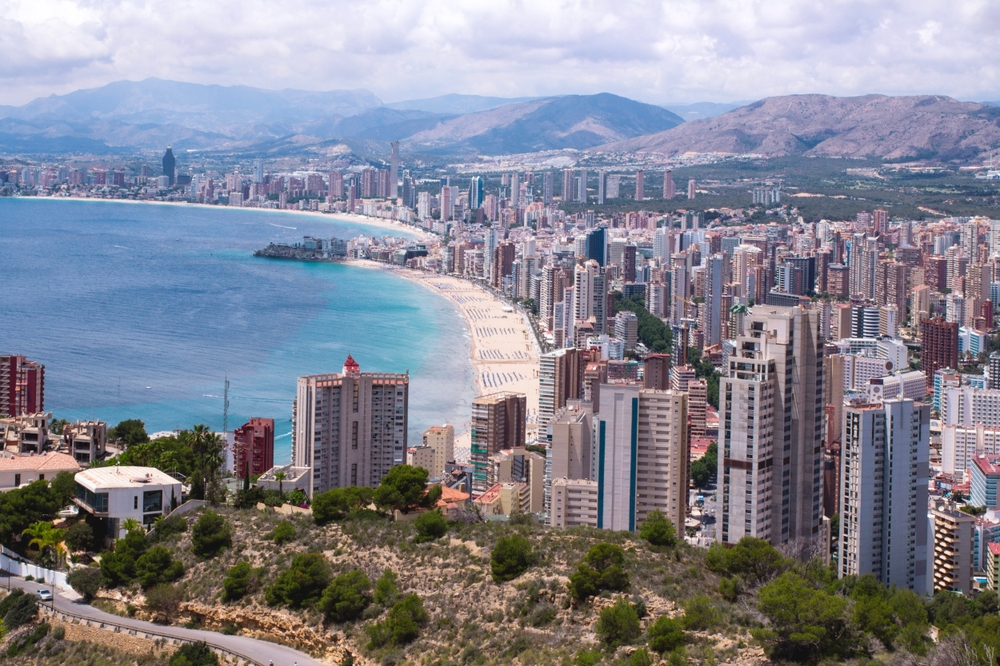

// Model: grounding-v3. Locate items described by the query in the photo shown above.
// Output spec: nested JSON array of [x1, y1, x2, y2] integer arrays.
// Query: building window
[[13, 474, 20, 486], [134, 496, 139, 510], [143, 490, 163, 513]]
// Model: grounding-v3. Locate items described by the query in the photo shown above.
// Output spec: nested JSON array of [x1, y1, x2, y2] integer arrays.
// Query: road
[[2, 575, 326, 666]]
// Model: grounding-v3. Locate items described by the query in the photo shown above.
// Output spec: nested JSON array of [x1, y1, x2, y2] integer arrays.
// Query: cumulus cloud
[[0, 0, 997, 105]]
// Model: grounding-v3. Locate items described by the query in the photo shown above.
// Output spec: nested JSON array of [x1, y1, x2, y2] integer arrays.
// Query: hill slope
[[605, 94, 1000, 161]]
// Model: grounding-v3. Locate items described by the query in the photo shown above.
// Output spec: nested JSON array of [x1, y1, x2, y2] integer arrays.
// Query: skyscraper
[[577, 169, 588, 203], [921, 317, 959, 390], [597, 170, 606, 205], [233, 417, 275, 480], [703, 253, 725, 346], [389, 141, 400, 200], [687, 178, 696, 199], [562, 169, 574, 202], [539, 348, 584, 428], [0, 355, 44, 418], [635, 170, 644, 201], [470, 392, 527, 495], [663, 171, 675, 199], [839, 398, 929, 592], [542, 171, 553, 205], [468, 176, 484, 210], [162, 146, 176, 187], [510, 173, 520, 208], [292, 356, 409, 497], [586, 227, 607, 266]]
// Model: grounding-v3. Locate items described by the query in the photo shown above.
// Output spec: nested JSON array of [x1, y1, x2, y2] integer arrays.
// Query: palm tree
[[275, 471, 286, 497], [22, 522, 65, 568], [121, 518, 144, 535]]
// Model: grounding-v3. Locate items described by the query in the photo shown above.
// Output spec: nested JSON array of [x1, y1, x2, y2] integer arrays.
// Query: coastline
[[9, 194, 433, 242], [350, 260, 541, 461]]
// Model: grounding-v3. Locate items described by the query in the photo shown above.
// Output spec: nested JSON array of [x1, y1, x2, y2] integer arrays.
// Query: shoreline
[[5, 194, 433, 242], [350, 260, 541, 461]]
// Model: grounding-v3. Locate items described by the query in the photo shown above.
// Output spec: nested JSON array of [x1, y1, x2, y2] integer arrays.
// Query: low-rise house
[[73, 466, 182, 538], [0, 451, 80, 491]]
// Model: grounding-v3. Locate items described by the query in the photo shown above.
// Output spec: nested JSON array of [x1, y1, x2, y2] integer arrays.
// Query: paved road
[[2, 575, 326, 666]]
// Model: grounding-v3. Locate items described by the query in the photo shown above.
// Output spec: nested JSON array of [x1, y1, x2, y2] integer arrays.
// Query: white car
[[35, 589, 53, 602]]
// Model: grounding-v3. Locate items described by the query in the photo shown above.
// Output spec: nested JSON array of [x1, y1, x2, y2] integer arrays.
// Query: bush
[[101, 530, 148, 587], [752, 571, 851, 662], [647, 616, 685, 655], [151, 514, 187, 542], [595, 598, 641, 649], [136, 545, 185, 589], [270, 520, 296, 545], [146, 584, 185, 623], [413, 510, 448, 544], [169, 640, 219, 666], [5, 622, 49, 658], [366, 594, 428, 649], [222, 561, 256, 603], [490, 534, 537, 583], [373, 465, 431, 513], [319, 570, 372, 623], [705, 537, 788, 587], [681, 595, 721, 631], [265, 553, 332, 608], [374, 569, 400, 607], [312, 486, 375, 525], [629, 648, 654, 666], [67, 565, 105, 600], [1, 590, 38, 629], [64, 521, 94, 552], [568, 543, 630, 603], [191, 511, 232, 558], [638, 509, 676, 547]]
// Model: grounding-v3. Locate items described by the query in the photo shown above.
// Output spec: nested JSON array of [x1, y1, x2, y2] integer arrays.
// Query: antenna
[[223, 374, 230, 437]]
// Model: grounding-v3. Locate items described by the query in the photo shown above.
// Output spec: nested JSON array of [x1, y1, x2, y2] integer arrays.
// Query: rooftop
[[989, 542, 1000, 556], [75, 466, 179, 489], [0, 452, 80, 473], [973, 455, 1000, 476]]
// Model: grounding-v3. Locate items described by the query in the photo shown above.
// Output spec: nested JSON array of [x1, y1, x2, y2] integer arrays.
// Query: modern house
[[73, 466, 181, 538]]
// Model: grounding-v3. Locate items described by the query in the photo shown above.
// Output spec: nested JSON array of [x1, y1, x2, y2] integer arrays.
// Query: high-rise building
[[643, 354, 671, 390], [422, 425, 455, 479], [597, 170, 606, 205], [0, 355, 44, 418], [471, 392, 526, 495], [539, 348, 584, 428], [510, 173, 520, 208], [718, 306, 825, 553], [389, 141, 399, 200], [468, 176, 484, 210], [592, 385, 689, 532], [562, 169, 574, 202], [921, 317, 959, 391], [542, 171, 553, 205], [586, 227, 607, 266], [838, 398, 929, 592], [292, 356, 408, 497], [233, 417, 275, 480], [328, 171, 344, 198], [703, 254, 725, 346], [162, 146, 176, 186], [440, 185, 453, 221], [361, 168, 376, 198], [577, 169, 588, 203], [687, 178, 696, 199], [663, 171, 675, 199], [635, 170, 644, 201], [614, 311, 638, 351], [930, 499, 976, 594]]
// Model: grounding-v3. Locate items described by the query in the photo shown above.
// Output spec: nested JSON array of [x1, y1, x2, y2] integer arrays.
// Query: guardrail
[[40, 604, 263, 666]]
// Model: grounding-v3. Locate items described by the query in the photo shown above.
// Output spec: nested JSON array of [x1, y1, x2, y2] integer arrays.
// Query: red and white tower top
[[343, 355, 361, 376]]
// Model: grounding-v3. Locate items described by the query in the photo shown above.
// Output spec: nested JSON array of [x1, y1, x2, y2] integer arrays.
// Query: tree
[[50, 471, 77, 506], [270, 520, 296, 545], [121, 517, 144, 535], [373, 465, 430, 513], [596, 598, 642, 649], [374, 569, 400, 607], [638, 510, 676, 547], [366, 594, 428, 649], [64, 521, 94, 552], [681, 596, 720, 631], [109, 419, 150, 448], [705, 537, 788, 587], [414, 510, 448, 544], [22, 521, 66, 568], [647, 616, 685, 655], [169, 641, 219, 666], [313, 486, 375, 524], [274, 471, 286, 496], [568, 543, 630, 603], [0, 481, 64, 545], [101, 529, 148, 587], [222, 561, 257, 602], [690, 443, 718, 489], [136, 545, 185, 589], [319, 570, 372, 623], [490, 534, 537, 583], [752, 571, 852, 662], [266, 553, 332, 608], [191, 510, 232, 558], [145, 583, 185, 624], [67, 565, 105, 600], [2, 591, 38, 629]]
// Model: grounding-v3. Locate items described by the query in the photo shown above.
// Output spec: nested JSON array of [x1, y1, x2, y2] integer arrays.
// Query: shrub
[[647, 616, 685, 655], [101, 530, 148, 587], [265, 552, 332, 608], [169, 640, 219, 666], [719, 577, 738, 601], [67, 565, 105, 600], [374, 569, 400, 607], [413, 510, 448, 544], [490, 534, 537, 583], [64, 521, 94, 552], [151, 514, 187, 542], [2, 590, 38, 629], [222, 561, 256, 602], [705, 537, 788, 587], [146, 584, 185, 623], [136, 545, 185, 589], [373, 465, 431, 513], [366, 594, 428, 649], [595, 598, 641, 649], [629, 648, 654, 666], [639, 509, 677, 547], [312, 486, 375, 525], [752, 571, 851, 662], [270, 520, 296, 545], [191, 511, 232, 558], [681, 595, 721, 631], [568, 543, 630, 603], [319, 570, 372, 623], [5, 622, 49, 657]]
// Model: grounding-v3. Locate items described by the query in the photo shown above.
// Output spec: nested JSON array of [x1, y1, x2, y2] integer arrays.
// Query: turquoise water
[[0, 198, 475, 464]]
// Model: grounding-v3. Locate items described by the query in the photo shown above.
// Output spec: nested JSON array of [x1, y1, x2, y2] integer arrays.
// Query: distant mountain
[[663, 102, 748, 122], [405, 93, 684, 154], [385, 94, 537, 115], [603, 94, 1000, 161]]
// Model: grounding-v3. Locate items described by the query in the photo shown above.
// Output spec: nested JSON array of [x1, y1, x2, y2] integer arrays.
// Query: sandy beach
[[352, 261, 541, 461]]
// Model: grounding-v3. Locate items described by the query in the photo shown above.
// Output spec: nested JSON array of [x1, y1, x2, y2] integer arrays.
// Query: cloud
[[0, 0, 997, 106]]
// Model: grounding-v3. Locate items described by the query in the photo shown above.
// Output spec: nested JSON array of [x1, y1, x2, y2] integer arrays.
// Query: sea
[[0, 198, 476, 464]]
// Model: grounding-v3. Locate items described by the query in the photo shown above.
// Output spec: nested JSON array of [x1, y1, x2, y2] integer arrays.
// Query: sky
[[1, 0, 997, 107]]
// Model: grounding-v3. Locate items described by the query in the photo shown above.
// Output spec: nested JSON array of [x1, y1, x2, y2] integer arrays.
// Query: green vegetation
[[312, 486, 376, 524], [100, 528, 149, 587], [595, 598, 641, 649], [614, 293, 672, 353], [366, 594, 428, 649], [64, 520, 94, 552], [191, 510, 232, 558], [647, 616, 685, 655], [490, 534, 537, 583], [0, 473, 76, 547], [221, 561, 257, 602], [687, 347, 722, 408], [690, 442, 718, 489], [108, 419, 150, 447], [413, 510, 448, 543], [568, 543, 630, 603], [269, 520, 296, 545], [753, 571, 850, 662], [146, 583, 185, 623], [319, 570, 372, 623], [265, 552, 332, 608], [706, 536, 789, 588], [67, 565, 104, 600], [107, 425, 224, 502], [638, 509, 676, 547], [373, 465, 440, 513], [135, 545, 185, 589], [0, 589, 38, 629], [374, 569, 400, 607], [169, 641, 219, 666]]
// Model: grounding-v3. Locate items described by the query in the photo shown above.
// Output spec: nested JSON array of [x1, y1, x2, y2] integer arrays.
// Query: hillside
[[603, 94, 1000, 161]]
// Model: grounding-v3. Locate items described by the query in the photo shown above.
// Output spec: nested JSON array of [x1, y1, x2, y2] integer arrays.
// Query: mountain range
[[1, 80, 998, 162]]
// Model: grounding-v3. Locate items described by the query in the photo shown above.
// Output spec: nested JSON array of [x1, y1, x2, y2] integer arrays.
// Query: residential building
[[61, 420, 106, 465], [930, 499, 976, 595], [643, 354, 671, 390], [921, 318, 959, 391], [470, 392, 526, 496], [422, 425, 455, 479], [73, 466, 182, 538], [0, 451, 80, 491], [233, 417, 274, 479], [614, 311, 638, 351], [407, 446, 435, 472], [539, 348, 584, 428], [292, 355, 409, 497], [550, 478, 600, 527], [971, 455, 1000, 509], [0, 355, 45, 418], [988, 542, 1000, 591]]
